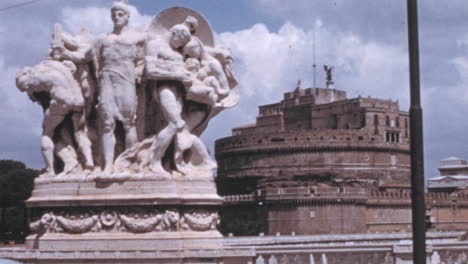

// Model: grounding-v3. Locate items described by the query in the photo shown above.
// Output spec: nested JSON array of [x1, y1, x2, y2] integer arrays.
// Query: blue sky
[[1, 0, 468, 181]]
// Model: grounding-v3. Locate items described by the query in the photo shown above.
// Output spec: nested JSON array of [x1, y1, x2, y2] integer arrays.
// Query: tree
[[0, 160, 39, 242]]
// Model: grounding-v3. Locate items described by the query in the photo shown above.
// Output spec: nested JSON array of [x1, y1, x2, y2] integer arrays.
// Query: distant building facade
[[216, 85, 410, 195], [216, 84, 468, 236], [428, 157, 468, 193]]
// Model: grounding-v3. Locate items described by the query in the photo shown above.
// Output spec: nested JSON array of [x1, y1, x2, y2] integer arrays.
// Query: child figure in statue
[[184, 58, 224, 107]]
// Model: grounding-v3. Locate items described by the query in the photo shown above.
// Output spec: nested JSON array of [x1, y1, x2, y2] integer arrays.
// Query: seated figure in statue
[[16, 59, 94, 177]]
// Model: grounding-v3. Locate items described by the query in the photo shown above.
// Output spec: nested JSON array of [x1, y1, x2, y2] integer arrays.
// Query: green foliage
[[0, 160, 39, 207], [0, 160, 25, 172], [0, 160, 39, 242]]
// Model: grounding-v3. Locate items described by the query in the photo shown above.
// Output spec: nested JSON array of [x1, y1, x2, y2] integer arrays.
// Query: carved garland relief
[[30, 208, 219, 234]]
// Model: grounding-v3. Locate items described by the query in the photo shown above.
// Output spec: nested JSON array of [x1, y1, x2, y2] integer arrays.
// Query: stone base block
[[0, 245, 255, 264], [15, 172, 238, 263], [27, 177, 222, 207], [26, 231, 223, 251]]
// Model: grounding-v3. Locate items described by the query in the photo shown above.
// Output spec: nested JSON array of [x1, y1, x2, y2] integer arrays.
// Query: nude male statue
[[53, 1, 146, 176], [144, 17, 231, 175], [144, 21, 193, 174], [16, 60, 94, 176]]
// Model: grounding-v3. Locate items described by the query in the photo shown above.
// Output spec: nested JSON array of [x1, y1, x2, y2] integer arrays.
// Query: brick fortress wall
[[216, 86, 410, 195]]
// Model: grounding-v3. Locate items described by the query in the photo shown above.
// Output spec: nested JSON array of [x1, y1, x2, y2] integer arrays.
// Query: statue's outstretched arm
[[145, 63, 192, 84], [144, 40, 191, 83], [50, 29, 94, 63], [61, 32, 81, 51]]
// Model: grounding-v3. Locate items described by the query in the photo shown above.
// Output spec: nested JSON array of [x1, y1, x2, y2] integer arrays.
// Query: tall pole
[[313, 21, 317, 88], [406, 0, 426, 263]]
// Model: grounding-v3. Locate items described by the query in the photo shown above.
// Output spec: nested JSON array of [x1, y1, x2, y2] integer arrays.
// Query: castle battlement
[[216, 85, 410, 198]]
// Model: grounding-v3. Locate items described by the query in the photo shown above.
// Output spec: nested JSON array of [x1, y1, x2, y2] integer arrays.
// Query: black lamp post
[[406, 0, 427, 263]]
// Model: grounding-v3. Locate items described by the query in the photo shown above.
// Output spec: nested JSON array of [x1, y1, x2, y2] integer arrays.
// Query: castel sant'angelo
[[215, 75, 468, 237]]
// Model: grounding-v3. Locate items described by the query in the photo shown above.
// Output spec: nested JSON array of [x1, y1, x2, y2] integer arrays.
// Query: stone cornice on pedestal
[[27, 177, 222, 207]]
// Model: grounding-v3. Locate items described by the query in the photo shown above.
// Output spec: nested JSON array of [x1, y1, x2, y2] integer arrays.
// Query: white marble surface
[[17, 2, 239, 183]]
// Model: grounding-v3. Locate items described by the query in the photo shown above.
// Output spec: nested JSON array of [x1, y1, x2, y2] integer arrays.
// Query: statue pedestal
[[20, 175, 249, 263], [8, 4, 244, 262], [26, 231, 223, 251], [28, 176, 221, 207]]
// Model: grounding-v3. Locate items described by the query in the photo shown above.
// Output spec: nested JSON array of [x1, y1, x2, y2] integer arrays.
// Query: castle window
[[271, 137, 285, 142], [374, 115, 379, 135], [386, 115, 390, 126], [309, 210, 316, 218], [386, 131, 400, 143], [331, 114, 338, 129], [396, 117, 400, 127], [404, 118, 409, 138]]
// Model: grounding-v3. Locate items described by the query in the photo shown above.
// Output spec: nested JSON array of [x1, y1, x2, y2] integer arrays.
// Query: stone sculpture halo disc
[[148, 6, 214, 47]]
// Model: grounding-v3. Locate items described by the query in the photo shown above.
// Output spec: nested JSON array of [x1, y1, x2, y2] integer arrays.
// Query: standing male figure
[[144, 21, 193, 174], [96, 1, 146, 176], [54, 1, 146, 176]]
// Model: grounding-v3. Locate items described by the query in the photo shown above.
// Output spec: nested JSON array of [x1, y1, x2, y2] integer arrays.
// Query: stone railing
[[369, 191, 411, 200], [224, 194, 256, 203], [224, 189, 468, 206], [224, 231, 468, 264], [224, 187, 368, 205], [369, 191, 468, 201]]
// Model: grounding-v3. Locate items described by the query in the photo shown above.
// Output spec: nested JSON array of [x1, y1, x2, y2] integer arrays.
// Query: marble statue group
[[16, 1, 239, 181]]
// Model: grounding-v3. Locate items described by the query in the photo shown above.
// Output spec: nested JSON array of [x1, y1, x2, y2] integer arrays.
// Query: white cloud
[[216, 21, 409, 112], [449, 56, 468, 102], [0, 57, 43, 167], [0, 1, 432, 178], [0, 2, 151, 169], [60, 4, 152, 35], [202, 21, 410, 154]]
